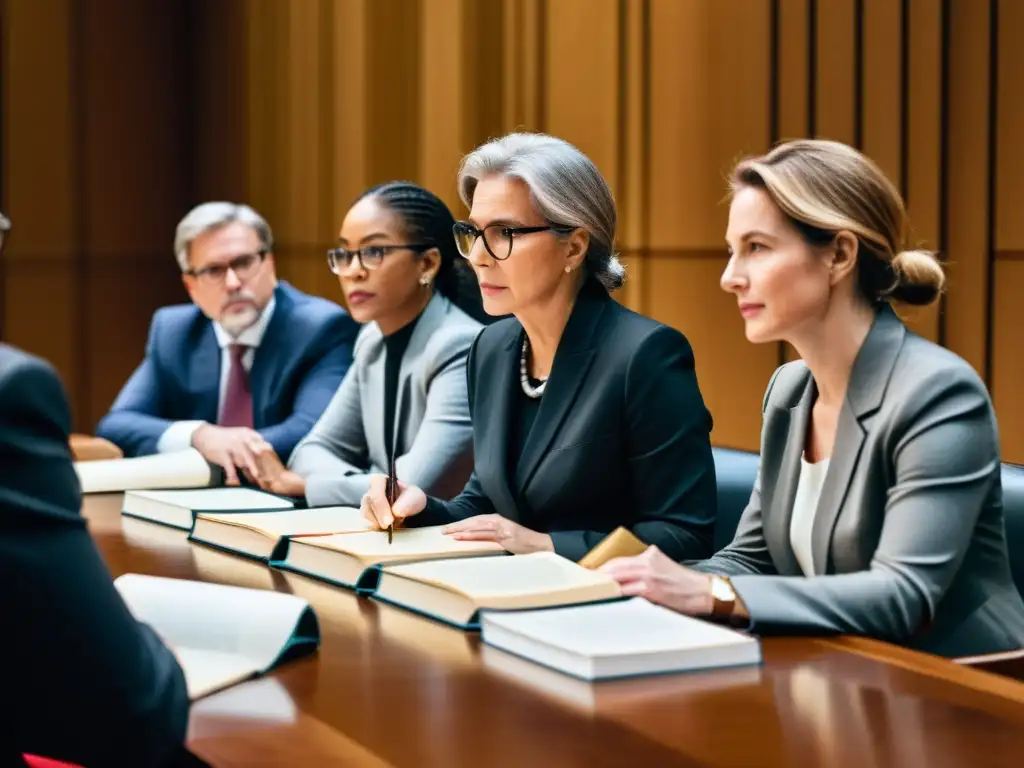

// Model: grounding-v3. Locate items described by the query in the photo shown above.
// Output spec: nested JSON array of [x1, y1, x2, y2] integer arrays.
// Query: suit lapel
[[190, 324, 221, 423], [392, 294, 445, 455], [249, 284, 292, 425], [515, 283, 606, 495], [764, 375, 814, 576], [478, 328, 521, 518], [810, 304, 906, 574]]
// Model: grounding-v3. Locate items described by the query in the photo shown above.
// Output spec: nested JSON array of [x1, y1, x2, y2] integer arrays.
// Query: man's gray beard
[[220, 304, 260, 337]]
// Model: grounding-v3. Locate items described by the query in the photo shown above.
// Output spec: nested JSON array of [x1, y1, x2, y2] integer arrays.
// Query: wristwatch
[[709, 575, 737, 618]]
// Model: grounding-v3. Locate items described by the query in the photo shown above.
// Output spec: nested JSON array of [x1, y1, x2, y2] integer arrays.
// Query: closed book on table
[[480, 597, 762, 681], [274, 526, 506, 592], [372, 551, 625, 630], [75, 448, 223, 494], [114, 573, 320, 699], [190, 506, 373, 562], [121, 487, 293, 531]]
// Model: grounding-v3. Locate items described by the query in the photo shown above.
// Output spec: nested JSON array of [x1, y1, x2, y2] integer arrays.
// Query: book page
[[198, 506, 371, 537], [301, 525, 505, 564], [173, 646, 259, 700], [131, 487, 294, 512], [385, 551, 615, 599], [115, 574, 313, 674], [75, 448, 212, 493], [484, 597, 757, 656]]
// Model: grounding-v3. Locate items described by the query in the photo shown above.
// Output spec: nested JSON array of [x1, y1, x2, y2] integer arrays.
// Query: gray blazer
[[696, 305, 1024, 657], [289, 293, 481, 507]]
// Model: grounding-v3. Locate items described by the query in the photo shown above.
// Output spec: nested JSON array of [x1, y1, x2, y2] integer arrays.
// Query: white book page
[[385, 551, 613, 598], [130, 487, 294, 512], [115, 574, 310, 674], [484, 597, 757, 656], [173, 647, 260, 700], [303, 525, 505, 561], [75, 449, 212, 493], [198, 506, 371, 537]]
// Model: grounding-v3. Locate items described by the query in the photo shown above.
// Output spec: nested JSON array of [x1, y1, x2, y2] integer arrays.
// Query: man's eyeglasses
[[327, 244, 432, 274], [452, 221, 574, 261], [185, 250, 267, 284]]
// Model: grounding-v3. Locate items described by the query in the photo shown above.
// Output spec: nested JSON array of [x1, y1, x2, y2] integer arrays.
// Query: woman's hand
[[598, 546, 716, 616], [361, 473, 427, 529], [250, 444, 306, 497], [443, 514, 554, 555]]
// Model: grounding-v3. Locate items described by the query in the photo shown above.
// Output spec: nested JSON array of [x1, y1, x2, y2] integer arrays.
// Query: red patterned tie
[[219, 344, 253, 428]]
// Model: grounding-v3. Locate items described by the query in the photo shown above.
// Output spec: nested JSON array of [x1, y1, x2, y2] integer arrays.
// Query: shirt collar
[[212, 294, 277, 349]]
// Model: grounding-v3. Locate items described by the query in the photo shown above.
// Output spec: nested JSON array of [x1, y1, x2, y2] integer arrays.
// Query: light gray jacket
[[289, 294, 481, 507], [696, 305, 1024, 657]]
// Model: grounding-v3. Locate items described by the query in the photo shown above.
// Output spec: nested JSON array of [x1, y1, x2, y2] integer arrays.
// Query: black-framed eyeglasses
[[185, 249, 268, 284], [327, 244, 432, 274], [452, 221, 575, 261]]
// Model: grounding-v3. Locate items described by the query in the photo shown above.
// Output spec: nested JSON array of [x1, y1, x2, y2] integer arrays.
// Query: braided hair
[[355, 181, 491, 324]]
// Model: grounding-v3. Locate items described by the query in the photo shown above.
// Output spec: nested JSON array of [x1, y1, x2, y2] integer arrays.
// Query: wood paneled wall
[[3, 0, 1024, 461], [0, 0, 191, 429]]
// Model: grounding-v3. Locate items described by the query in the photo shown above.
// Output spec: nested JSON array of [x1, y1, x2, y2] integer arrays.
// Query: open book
[[114, 573, 320, 699], [275, 526, 506, 591], [122, 487, 294, 530], [372, 551, 624, 630], [75, 448, 222, 494], [481, 597, 762, 681], [190, 506, 374, 561]]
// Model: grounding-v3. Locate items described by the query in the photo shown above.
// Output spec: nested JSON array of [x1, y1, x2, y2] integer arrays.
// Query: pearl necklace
[[520, 337, 548, 398]]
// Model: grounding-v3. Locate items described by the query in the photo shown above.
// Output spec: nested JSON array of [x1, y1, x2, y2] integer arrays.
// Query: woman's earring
[[420, 275, 432, 286], [564, 266, 572, 274]]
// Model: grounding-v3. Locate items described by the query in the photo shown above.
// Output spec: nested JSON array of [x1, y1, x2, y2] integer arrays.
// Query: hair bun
[[888, 249, 945, 306]]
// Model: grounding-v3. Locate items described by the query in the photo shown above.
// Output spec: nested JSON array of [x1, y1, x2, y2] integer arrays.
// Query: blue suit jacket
[[96, 281, 359, 462]]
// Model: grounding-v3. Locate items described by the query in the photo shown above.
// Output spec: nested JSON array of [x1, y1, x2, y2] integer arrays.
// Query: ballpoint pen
[[385, 454, 398, 544]]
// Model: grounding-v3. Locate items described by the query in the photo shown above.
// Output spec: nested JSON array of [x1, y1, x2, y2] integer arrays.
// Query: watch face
[[711, 577, 734, 601]]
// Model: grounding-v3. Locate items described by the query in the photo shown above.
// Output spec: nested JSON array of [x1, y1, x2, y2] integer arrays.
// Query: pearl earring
[[420, 276, 432, 286], [565, 266, 572, 273]]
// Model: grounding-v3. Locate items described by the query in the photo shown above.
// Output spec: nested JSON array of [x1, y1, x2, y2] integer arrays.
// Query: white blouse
[[789, 456, 831, 576]]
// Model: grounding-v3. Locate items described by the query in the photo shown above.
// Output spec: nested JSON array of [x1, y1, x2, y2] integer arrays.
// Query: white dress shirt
[[789, 455, 831, 577], [156, 296, 277, 452]]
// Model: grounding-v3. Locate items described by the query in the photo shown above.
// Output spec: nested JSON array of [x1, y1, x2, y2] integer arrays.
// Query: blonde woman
[[601, 139, 1024, 657]]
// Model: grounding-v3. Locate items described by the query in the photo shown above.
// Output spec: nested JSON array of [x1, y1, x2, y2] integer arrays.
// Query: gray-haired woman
[[361, 132, 718, 562]]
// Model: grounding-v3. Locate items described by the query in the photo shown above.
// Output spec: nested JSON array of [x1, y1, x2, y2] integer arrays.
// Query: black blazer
[[418, 279, 718, 562], [0, 345, 191, 767]]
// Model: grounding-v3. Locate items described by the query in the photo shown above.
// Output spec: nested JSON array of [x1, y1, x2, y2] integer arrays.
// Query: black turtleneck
[[382, 314, 420, 460]]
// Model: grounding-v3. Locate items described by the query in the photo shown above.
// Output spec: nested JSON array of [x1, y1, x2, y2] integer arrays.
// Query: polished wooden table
[[84, 495, 1024, 767]]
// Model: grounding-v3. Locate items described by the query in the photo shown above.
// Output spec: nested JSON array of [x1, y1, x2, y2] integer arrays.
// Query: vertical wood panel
[[544, 0, 621, 195], [280, 0, 325, 293], [194, 0, 247, 203], [365, 1, 421, 191], [902, 0, 942, 341], [419, 0, 465, 212], [815, 0, 858, 144], [992, 0, 1024, 461], [861, 0, 902, 185], [777, 0, 810, 141], [649, 0, 772, 250], [992, 261, 1024, 463], [329, 0, 369, 225], [618, 0, 649, 314], [994, 0, 1024, 252], [1, 0, 78, 395], [944, 0, 992, 377], [647, 0, 775, 451]]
